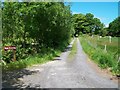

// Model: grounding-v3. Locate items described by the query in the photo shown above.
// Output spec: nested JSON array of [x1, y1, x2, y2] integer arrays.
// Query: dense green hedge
[[2, 2, 73, 63]]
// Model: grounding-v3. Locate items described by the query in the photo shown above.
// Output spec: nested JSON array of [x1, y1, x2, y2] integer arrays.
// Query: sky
[[68, 2, 118, 27]]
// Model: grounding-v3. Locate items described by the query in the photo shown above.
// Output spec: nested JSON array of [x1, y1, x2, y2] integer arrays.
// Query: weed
[[2, 49, 61, 71]]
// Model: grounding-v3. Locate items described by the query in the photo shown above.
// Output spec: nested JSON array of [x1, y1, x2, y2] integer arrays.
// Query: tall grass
[[79, 35, 120, 76], [2, 49, 61, 71], [86, 35, 118, 54], [2, 37, 75, 71]]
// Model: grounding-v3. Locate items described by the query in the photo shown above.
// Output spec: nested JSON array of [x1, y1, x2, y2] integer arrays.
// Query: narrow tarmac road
[[2, 38, 118, 88]]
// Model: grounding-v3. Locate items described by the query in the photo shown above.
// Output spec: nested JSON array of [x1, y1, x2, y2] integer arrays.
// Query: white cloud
[[94, 16, 111, 26], [95, 16, 102, 21], [72, 12, 81, 14], [94, 16, 109, 21], [105, 24, 109, 28]]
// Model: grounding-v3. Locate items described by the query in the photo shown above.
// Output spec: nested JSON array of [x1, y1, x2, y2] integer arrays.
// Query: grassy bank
[[2, 37, 75, 71], [2, 49, 61, 71], [79, 35, 120, 76]]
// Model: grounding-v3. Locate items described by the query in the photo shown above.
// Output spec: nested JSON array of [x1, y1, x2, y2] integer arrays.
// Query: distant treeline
[[72, 13, 120, 37]]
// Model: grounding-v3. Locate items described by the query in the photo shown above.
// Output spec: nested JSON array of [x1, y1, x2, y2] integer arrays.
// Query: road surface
[[2, 38, 118, 88]]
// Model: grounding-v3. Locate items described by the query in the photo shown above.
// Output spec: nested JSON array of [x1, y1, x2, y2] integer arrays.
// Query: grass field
[[79, 34, 120, 76], [86, 35, 118, 54]]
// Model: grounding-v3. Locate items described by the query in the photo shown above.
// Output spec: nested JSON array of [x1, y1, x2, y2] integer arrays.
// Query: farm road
[[2, 38, 118, 88]]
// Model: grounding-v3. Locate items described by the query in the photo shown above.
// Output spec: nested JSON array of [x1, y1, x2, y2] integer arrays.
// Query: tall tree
[[2, 2, 73, 62], [72, 13, 104, 36], [108, 16, 120, 37]]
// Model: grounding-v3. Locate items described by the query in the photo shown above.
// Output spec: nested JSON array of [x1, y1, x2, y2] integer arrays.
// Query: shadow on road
[[63, 44, 72, 52], [53, 58, 61, 60], [2, 69, 38, 88], [2, 40, 75, 89]]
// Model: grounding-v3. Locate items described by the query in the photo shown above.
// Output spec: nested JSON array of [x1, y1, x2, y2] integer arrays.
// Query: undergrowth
[[2, 49, 61, 71], [2, 38, 74, 71]]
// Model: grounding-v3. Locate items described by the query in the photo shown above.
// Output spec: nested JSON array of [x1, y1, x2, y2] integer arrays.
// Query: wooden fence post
[[13, 50, 16, 61], [104, 44, 107, 52]]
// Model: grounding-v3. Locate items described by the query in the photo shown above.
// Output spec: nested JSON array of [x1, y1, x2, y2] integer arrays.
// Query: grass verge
[[68, 38, 77, 60], [2, 37, 75, 71], [2, 49, 61, 71], [79, 35, 120, 76]]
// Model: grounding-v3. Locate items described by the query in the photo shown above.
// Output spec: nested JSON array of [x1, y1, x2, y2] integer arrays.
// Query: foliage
[[72, 13, 120, 37], [2, 2, 119, 73], [2, 49, 61, 71], [108, 16, 120, 37], [72, 13, 104, 36], [2, 2, 73, 63]]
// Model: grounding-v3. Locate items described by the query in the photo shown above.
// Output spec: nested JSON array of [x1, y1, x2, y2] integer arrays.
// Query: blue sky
[[68, 2, 118, 27]]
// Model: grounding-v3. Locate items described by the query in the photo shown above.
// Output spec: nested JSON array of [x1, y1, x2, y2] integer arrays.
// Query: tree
[[72, 13, 104, 36], [2, 2, 73, 62], [72, 14, 86, 36], [108, 16, 120, 37]]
